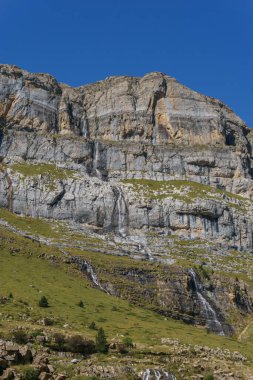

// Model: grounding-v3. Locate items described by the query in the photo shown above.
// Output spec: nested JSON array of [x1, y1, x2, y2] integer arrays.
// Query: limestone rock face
[[0, 64, 253, 252], [0, 65, 248, 145], [1, 64, 253, 336]]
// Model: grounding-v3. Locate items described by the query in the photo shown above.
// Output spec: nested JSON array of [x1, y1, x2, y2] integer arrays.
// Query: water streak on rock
[[189, 268, 224, 335], [93, 141, 101, 178], [142, 369, 176, 380], [81, 115, 89, 138], [68, 256, 108, 293], [115, 187, 128, 237]]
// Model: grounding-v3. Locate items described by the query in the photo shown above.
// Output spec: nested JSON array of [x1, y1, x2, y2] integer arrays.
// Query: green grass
[[0, 207, 105, 247], [10, 163, 78, 190], [2, 206, 252, 283], [0, 224, 251, 359], [11, 163, 75, 179], [121, 179, 249, 210], [0, 224, 253, 378], [0, 207, 60, 238]]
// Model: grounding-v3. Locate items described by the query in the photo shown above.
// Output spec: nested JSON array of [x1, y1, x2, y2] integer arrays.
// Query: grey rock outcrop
[[0, 64, 253, 251]]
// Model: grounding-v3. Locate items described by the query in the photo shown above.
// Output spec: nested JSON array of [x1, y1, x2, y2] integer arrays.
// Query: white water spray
[[81, 116, 88, 138], [115, 187, 128, 237], [142, 369, 176, 380], [81, 260, 108, 293], [93, 141, 101, 178], [189, 268, 224, 335]]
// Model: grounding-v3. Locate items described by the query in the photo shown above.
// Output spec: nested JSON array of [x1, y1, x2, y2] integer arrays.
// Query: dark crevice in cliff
[[6, 174, 13, 212], [48, 187, 66, 207]]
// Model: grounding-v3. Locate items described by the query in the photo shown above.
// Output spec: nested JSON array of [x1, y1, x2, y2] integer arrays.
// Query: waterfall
[[81, 115, 89, 138], [142, 369, 176, 380], [143, 369, 150, 380], [93, 141, 101, 178], [114, 187, 128, 237], [82, 260, 109, 293], [188, 268, 224, 335]]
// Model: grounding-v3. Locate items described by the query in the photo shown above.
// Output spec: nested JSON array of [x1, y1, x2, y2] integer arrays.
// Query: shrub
[[122, 336, 133, 349], [89, 321, 97, 330], [95, 328, 108, 353], [65, 335, 95, 354], [117, 342, 129, 354], [20, 367, 39, 380], [52, 333, 65, 351], [78, 300, 84, 308], [38, 296, 49, 308], [30, 329, 44, 338], [114, 336, 134, 354], [204, 374, 214, 380], [12, 330, 28, 344]]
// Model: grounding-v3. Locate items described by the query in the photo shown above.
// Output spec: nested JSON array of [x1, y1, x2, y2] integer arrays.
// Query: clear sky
[[0, 0, 252, 126]]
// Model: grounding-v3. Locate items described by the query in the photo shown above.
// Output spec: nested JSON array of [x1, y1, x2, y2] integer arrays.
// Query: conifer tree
[[95, 327, 108, 353]]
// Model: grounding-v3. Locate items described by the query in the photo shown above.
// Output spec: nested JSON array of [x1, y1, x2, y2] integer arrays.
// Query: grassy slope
[[0, 201, 253, 377], [0, 224, 252, 364]]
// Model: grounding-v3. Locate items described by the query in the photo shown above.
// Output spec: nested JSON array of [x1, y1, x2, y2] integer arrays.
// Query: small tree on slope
[[95, 327, 108, 353], [39, 296, 49, 308]]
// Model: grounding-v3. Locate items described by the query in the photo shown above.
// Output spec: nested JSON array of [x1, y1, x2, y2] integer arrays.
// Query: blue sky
[[1, 0, 252, 126]]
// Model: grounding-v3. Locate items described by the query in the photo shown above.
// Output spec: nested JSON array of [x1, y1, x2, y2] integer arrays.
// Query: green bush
[[123, 336, 133, 349], [115, 336, 134, 354], [52, 332, 65, 351], [204, 374, 214, 380], [20, 367, 39, 380], [12, 330, 28, 344], [65, 335, 95, 354], [30, 329, 44, 338]]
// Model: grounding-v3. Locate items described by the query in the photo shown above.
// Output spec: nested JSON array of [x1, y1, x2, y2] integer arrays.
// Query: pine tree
[[95, 327, 108, 353], [89, 321, 97, 330], [39, 296, 49, 308]]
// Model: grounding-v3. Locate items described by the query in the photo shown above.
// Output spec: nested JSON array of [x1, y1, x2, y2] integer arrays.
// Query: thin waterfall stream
[[189, 268, 224, 335], [142, 369, 176, 380], [66, 256, 109, 294], [93, 141, 102, 178], [81, 115, 89, 138], [114, 186, 128, 237]]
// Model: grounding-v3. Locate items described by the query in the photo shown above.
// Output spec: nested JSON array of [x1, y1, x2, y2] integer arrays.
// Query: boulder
[[0, 368, 15, 380]]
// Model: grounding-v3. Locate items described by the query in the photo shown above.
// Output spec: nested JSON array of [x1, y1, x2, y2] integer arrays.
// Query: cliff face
[[0, 64, 248, 145], [0, 64, 253, 250], [1, 64, 253, 334]]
